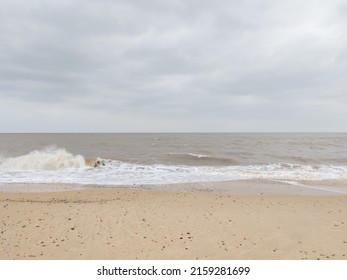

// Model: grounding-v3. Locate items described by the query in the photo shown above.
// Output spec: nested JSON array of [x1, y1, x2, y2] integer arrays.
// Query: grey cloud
[[1, 0, 347, 132]]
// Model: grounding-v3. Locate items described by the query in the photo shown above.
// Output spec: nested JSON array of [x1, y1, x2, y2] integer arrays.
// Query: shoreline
[[1, 179, 347, 196], [1, 182, 346, 260]]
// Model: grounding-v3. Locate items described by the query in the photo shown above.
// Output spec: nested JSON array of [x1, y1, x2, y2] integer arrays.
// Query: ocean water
[[0, 133, 347, 186]]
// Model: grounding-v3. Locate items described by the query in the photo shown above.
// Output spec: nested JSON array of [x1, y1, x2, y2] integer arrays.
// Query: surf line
[[276, 180, 347, 195]]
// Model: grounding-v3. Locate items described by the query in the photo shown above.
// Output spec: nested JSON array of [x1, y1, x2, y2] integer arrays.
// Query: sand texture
[[0, 185, 347, 260]]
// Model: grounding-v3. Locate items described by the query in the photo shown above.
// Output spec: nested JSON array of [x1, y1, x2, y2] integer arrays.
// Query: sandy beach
[[1, 181, 346, 260]]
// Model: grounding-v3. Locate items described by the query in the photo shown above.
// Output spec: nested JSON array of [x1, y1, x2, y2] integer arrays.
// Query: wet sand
[[0, 182, 347, 260]]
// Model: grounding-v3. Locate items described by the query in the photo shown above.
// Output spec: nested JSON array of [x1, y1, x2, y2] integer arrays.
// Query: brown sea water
[[1, 133, 347, 165], [1, 133, 347, 188]]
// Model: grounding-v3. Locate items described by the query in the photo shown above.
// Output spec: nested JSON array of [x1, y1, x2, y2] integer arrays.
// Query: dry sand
[[0, 181, 346, 260]]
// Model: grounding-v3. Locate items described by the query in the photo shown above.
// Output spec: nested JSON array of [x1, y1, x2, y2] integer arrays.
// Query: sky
[[1, 0, 347, 132]]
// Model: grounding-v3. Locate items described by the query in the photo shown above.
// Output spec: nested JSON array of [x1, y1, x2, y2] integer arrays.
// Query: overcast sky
[[1, 0, 346, 132]]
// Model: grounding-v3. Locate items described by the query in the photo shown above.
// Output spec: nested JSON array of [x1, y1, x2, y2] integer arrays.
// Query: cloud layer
[[1, 0, 346, 132]]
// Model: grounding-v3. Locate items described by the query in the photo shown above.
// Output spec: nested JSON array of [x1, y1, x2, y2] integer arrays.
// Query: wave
[[1, 147, 347, 185], [0, 146, 86, 171], [163, 152, 238, 166]]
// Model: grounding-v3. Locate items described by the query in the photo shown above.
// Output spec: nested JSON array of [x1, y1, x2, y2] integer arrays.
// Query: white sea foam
[[1, 149, 347, 185], [0, 147, 86, 171]]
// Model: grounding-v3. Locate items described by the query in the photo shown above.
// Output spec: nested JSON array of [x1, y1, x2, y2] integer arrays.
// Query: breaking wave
[[163, 152, 238, 165], [0, 147, 86, 171], [1, 147, 347, 185]]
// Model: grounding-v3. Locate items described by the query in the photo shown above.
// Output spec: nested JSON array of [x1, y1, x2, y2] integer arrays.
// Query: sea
[[0, 133, 347, 188]]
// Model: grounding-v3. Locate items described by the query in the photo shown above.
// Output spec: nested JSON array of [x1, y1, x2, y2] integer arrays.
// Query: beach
[[1, 133, 347, 260], [1, 180, 346, 260]]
